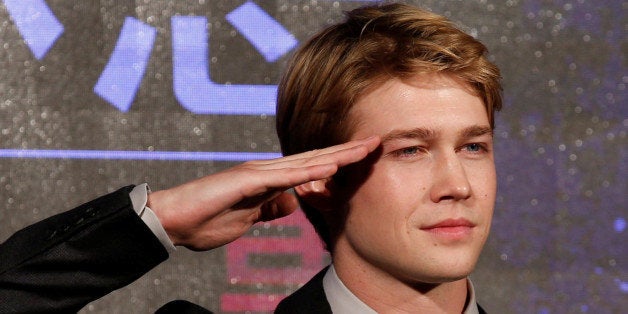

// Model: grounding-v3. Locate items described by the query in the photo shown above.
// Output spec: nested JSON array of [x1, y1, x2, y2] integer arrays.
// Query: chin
[[391, 261, 476, 286], [417, 259, 478, 284], [426, 271, 472, 284]]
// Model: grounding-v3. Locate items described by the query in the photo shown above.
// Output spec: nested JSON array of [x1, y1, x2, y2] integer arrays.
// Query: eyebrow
[[380, 125, 493, 144], [381, 128, 438, 143], [459, 125, 493, 139]]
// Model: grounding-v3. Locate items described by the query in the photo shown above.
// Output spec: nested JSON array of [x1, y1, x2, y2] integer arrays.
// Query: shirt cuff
[[130, 184, 176, 253]]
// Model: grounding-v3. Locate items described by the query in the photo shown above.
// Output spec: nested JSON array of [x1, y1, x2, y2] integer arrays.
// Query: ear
[[294, 179, 335, 211]]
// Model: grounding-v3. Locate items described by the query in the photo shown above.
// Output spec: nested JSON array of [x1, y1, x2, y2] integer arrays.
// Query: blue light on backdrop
[[2, 0, 298, 160]]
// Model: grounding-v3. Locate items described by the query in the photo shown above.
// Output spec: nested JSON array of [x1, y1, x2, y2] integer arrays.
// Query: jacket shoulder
[[275, 267, 332, 314]]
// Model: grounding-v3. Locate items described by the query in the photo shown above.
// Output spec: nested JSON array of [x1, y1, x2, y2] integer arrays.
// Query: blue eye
[[400, 147, 419, 155], [462, 143, 487, 153], [392, 146, 423, 158], [466, 143, 482, 152]]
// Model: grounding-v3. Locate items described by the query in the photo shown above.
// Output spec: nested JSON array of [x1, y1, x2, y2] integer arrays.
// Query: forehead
[[347, 73, 489, 139]]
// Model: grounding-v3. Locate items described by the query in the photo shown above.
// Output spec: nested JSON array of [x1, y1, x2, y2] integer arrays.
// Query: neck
[[332, 245, 469, 313]]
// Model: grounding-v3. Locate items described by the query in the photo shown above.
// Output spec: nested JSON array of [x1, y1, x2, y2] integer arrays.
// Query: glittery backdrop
[[0, 1, 625, 313]]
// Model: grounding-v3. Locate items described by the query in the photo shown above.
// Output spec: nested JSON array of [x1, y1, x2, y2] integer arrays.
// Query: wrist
[[147, 190, 181, 246]]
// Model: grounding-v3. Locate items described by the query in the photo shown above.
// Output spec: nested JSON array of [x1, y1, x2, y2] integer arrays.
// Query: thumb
[[258, 192, 299, 222]]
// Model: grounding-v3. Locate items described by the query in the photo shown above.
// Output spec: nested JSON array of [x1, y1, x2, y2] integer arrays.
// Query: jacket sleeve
[[0, 185, 170, 313]]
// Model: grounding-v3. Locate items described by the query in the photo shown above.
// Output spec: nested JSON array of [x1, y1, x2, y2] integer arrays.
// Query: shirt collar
[[322, 265, 479, 314]]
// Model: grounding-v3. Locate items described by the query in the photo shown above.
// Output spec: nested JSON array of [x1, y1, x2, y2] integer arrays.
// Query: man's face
[[333, 73, 496, 285]]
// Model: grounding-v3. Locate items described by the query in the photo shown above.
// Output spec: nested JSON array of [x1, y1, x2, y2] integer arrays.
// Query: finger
[[278, 135, 380, 162], [248, 136, 380, 170], [249, 136, 380, 166], [237, 162, 339, 198], [258, 192, 299, 222]]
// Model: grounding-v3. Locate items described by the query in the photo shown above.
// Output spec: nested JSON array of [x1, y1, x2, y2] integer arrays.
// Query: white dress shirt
[[322, 265, 479, 314]]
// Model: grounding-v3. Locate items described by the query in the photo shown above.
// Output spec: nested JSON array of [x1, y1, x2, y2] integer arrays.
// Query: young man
[[0, 3, 501, 313], [275, 3, 501, 313]]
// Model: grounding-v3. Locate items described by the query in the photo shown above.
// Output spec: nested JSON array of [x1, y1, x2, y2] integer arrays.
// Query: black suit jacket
[[275, 267, 488, 314], [0, 186, 169, 313], [275, 268, 332, 313]]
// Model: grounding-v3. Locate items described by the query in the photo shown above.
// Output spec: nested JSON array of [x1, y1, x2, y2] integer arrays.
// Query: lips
[[423, 218, 475, 229], [421, 218, 475, 238]]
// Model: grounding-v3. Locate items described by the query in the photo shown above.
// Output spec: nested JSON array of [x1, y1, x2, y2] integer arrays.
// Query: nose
[[429, 153, 472, 203]]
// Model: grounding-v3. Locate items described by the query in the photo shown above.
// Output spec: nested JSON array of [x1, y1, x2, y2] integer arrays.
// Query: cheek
[[468, 163, 496, 233], [347, 167, 414, 220], [354, 164, 422, 206], [468, 162, 497, 198], [368, 170, 424, 227]]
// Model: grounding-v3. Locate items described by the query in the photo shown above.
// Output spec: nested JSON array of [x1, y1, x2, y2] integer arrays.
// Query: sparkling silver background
[[0, 0, 625, 313]]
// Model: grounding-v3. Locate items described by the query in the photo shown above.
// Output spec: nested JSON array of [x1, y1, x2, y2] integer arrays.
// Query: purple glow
[[614, 218, 626, 233], [620, 282, 628, 293]]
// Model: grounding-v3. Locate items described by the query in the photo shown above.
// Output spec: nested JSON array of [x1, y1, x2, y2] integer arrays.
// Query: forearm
[[0, 186, 169, 313]]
